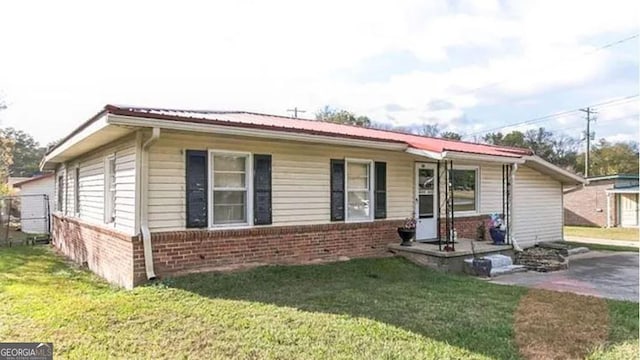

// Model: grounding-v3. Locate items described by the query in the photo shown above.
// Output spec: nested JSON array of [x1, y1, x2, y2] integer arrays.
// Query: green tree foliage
[[482, 126, 638, 175], [440, 131, 462, 140], [315, 106, 371, 127], [0, 100, 14, 183], [0, 128, 47, 177], [419, 124, 440, 137], [575, 139, 639, 176]]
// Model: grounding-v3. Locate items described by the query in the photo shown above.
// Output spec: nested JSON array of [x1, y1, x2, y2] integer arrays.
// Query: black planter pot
[[397, 228, 415, 246]]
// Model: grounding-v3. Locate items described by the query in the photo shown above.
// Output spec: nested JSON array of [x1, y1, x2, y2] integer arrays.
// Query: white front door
[[415, 163, 438, 240]]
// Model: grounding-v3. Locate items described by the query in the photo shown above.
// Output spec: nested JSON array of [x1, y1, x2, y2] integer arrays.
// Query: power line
[[442, 33, 639, 99], [552, 113, 639, 133], [464, 94, 639, 137]]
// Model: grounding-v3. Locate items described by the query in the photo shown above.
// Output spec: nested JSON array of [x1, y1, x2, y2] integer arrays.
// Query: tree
[[576, 139, 639, 176], [483, 132, 505, 145], [419, 124, 440, 137], [315, 106, 371, 127], [0, 99, 14, 183], [440, 131, 462, 140], [549, 134, 579, 171], [1, 128, 46, 177]]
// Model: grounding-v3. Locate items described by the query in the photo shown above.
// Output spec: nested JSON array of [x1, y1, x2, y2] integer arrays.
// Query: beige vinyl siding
[[56, 135, 138, 235], [513, 166, 563, 248], [436, 162, 506, 217], [480, 164, 504, 215], [147, 131, 414, 231]]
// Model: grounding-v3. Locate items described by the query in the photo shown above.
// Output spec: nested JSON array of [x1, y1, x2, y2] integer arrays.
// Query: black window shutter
[[253, 154, 272, 225], [330, 159, 345, 221], [374, 161, 387, 219], [185, 150, 208, 228]]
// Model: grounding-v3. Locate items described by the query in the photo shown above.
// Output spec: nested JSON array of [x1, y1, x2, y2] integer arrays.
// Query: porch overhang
[[523, 155, 585, 185], [406, 147, 525, 164]]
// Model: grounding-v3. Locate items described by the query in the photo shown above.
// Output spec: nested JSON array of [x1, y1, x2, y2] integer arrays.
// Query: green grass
[[565, 226, 639, 241], [0, 246, 637, 359], [563, 241, 639, 252]]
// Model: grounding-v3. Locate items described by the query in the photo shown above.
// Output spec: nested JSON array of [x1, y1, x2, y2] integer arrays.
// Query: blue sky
[[0, 0, 638, 146]]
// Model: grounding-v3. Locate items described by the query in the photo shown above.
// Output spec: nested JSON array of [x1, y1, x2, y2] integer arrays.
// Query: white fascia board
[[525, 155, 585, 184], [41, 113, 109, 167], [107, 115, 408, 151], [405, 147, 443, 160], [442, 150, 525, 164]]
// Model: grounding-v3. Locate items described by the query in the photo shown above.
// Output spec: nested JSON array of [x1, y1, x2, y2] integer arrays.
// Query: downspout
[[510, 163, 523, 252], [140, 127, 160, 280]]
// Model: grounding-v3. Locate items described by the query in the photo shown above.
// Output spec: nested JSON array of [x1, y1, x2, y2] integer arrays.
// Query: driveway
[[490, 251, 639, 302]]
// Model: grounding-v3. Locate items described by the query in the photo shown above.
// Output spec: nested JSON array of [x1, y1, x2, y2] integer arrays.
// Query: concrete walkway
[[564, 236, 639, 248], [490, 251, 639, 302]]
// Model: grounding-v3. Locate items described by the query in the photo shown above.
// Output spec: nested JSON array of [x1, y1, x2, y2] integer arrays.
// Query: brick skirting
[[438, 214, 491, 240], [138, 220, 405, 284], [51, 214, 140, 288], [52, 214, 405, 287], [52, 214, 506, 287]]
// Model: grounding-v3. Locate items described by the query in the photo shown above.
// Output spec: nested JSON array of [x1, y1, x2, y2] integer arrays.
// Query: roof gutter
[[140, 127, 160, 280], [442, 150, 525, 164]]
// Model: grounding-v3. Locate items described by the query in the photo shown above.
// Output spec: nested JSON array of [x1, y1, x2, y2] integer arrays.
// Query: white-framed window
[[104, 155, 116, 224], [74, 166, 80, 216], [450, 166, 479, 214], [208, 150, 252, 227], [345, 158, 374, 222]]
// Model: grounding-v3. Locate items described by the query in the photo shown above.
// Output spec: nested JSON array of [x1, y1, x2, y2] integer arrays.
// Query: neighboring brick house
[[564, 174, 639, 228], [41, 104, 584, 288]]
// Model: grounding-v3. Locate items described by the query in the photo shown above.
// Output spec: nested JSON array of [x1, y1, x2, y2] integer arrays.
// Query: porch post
[[450, 160, 455, 251], [437, 161, 442, 251]]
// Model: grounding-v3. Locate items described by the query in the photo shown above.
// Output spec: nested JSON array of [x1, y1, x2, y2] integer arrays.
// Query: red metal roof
[[106, 105, 533, 158]]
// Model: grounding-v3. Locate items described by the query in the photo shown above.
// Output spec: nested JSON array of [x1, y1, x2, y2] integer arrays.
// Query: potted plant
[[397, 217, 416, 246]]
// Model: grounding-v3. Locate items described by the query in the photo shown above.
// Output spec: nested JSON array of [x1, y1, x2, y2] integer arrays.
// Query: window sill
[[450, 211, 481, 218], [344, 218, 374, 224], [208, 223, 252, 231]]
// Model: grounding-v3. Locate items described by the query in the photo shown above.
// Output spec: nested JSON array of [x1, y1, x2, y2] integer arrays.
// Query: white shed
[[13, 174, 55, 234]]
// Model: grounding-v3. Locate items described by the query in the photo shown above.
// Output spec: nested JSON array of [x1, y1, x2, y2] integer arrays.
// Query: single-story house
[[564, 174, 639, 228], [41, 105, 584, 288], [12, 174, 55, 234]]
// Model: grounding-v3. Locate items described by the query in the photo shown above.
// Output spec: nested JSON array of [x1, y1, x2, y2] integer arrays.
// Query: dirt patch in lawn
[[514, 289, 609, 360]]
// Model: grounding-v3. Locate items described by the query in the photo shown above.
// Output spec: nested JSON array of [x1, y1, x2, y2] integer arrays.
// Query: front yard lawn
[[0, 246, 637, 359], [565, 226, 639, 241]]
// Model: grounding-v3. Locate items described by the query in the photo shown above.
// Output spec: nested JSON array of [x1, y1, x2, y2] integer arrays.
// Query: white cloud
[[0, 0, 637, 144]]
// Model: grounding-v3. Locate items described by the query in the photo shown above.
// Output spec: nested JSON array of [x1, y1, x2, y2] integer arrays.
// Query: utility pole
[[580, 107, 597, 177], [286, 107, 306, 118]]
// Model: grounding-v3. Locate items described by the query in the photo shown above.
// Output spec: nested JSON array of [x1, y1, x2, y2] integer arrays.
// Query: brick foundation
[[438, 215, 491, 240], [138, 220, 404, 284], [51, 214, 139, 289], [53, 214, 404, 287]]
